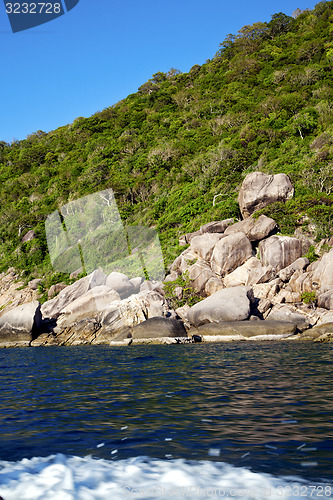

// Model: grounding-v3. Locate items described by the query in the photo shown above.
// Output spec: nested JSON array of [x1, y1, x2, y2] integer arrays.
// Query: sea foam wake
[[0, 454, 331, 500]]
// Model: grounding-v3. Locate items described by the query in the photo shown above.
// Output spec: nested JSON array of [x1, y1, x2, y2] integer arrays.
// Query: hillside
[[0, 1, 333, 285]]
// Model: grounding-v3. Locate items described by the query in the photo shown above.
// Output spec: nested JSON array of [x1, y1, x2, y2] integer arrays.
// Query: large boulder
[[200, 219, 234, 234], [238, 172, 294, 218], [311, 248, 333, 291], [190, 233, 224, 261], [140, 280, 165, 296], [253, 278, 282, 300], [224, 215, 277, 242], [204, 277, 224, 296], [278, 257, 310, 282], [192, 320, 296, 340], [41, 269, 107, 319], [259, 236, 304, 271], [170, 247, 199, 275], [106, 272, 135, 298], [164, 271, 179, 283], [179, 230, 201, 246], [188, 261, 216, 292], [317, 289, 333, 310], [187, 286, 251, 327], [266, 304, 311, 331], [246, 264, 276, 286], [130, 317, 187, 340], [48, 283, 68, 299], [210, 232, 253, 277], [56, 286, 121, 328], [223, 257, 262, 287], [130, 277, 144, 294], [95, 290, 169, 342], [0, 301, 42, 347]]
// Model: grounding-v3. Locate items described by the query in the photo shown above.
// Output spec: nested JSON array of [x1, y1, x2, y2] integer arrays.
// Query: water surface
[[0, 342, 332, 498]]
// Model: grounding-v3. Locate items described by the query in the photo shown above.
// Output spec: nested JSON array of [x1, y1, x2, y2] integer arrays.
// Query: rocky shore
[[1, 172, 333, 347]]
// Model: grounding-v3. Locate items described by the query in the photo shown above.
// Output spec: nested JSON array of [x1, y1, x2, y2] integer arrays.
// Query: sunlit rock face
[[187, 286, 252, 327], [238, 172, 294, 218]]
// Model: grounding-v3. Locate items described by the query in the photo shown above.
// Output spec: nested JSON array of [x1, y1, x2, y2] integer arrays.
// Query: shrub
[[163, 270, 201, 309], [300, 291, 317, 305]]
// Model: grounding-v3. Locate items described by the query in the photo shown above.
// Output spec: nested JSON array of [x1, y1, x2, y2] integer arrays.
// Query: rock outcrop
[[200, 219, 234, 234], [211, 232, 253, 276], [21, 230, 37, 243], [224, 215, 277, 242], [266, 304, 311, 332], [2, 170, 333, 348], [41, 269, 107, 320], [189, 320, 297, 340], [105, 272, 135, 298], [0, 301, 42, 347], [311, 248, 333, 291], [130, 317, 187, 340], [259, 236, 305, 271], [238, 171, 294, 218], [0, 268, 39, 317], [190, 233, 224, 261], [56, 286, 121, 328], [187, 286, 252, 327]]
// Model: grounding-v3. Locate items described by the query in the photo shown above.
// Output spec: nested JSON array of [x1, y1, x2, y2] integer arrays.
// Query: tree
[[237, 22, 268, 40], [292, 111, 318, 139], [267, 12, 293, 38], [151, 72, 167, 83], [216, 33, 236, 58], [166, 68, 182, 78], [235, 22, 268, 53]]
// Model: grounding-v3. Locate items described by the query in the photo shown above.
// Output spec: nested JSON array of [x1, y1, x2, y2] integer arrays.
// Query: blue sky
[[0, 0, 317, 143]]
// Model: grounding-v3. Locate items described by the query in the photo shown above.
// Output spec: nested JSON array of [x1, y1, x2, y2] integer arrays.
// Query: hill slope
[[0, 1, 333, 284]]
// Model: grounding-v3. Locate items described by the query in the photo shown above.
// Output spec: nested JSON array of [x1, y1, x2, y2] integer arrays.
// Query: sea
[[0, 341, 332, 500]]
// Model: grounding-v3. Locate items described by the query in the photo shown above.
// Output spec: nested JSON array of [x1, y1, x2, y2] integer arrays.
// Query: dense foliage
[[1, 1, 333, 281]]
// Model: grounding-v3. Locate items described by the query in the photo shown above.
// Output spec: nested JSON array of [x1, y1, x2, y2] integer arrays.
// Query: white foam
[[0, 454, 331, 500]]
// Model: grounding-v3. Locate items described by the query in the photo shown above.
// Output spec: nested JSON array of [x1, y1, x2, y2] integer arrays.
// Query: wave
[[0, 454, 331, 500]]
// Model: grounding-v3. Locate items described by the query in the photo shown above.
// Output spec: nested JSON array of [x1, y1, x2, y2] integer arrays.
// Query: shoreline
[[1, 177, 333, 348], [1, 320, 332, 348]]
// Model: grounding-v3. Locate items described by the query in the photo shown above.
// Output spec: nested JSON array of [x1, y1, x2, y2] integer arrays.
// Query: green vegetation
[[304, 245, 320, 263], [300, 291, 317, 305], [163, 271, 201, 309], [1, 1, 333, 281]]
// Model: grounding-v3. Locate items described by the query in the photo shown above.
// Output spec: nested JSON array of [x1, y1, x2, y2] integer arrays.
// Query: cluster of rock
[[1, 171, 333, 347], [0, 269, 177, 347], [172, 219, 333, 339]]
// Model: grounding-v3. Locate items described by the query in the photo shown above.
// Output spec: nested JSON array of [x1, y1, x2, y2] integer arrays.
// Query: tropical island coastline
[[1, 171, 332, 348], [1, 2, 333, 347]]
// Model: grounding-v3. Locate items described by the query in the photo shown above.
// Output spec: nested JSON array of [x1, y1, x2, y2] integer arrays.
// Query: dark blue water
[[0, 342, 332, 483]]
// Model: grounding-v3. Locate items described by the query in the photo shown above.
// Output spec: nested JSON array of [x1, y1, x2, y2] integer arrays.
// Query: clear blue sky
[[0, 0, 317, 143]]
